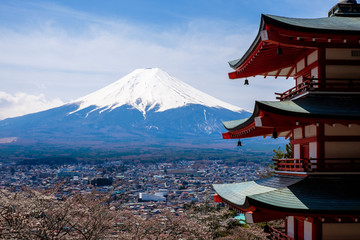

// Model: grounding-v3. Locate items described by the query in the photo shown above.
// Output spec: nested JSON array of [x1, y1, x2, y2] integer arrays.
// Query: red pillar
[[295, 216, 305, 240], [317, 47, 326, 90], [312, 217, 323, 240], [317, 123, 325, 170]]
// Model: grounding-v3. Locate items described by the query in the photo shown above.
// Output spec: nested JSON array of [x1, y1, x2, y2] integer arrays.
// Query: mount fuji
[[0, 68, 250, 150]]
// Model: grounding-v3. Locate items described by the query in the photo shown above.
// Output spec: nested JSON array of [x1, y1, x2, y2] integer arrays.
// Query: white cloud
[[0, 1, 294, 117], [0, 91, 64, 120]]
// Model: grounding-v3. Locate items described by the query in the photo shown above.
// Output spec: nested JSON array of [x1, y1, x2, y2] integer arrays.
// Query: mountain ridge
[[0, 68, 286, 157], [70, 68, 244, 117]]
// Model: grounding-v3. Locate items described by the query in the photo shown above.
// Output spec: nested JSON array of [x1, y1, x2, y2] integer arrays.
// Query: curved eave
[[222, 100, 300, 139], [222, 102, 260, 132], [255, 100, 360, 120], [263, 14, 360, 35], [228, 44, 306, 79], [213, 175, 302, 210], [228, 14, 360, 79], [223, 94, 360, 139], [228, 15, 265, 70], [213, 175, 360, 216], [228, 14, 312, 79], [248, 175, 360, 215]]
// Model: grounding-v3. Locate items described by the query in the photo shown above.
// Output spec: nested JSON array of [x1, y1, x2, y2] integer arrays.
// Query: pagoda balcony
[[273, 158, 360, 173], [275, 78, 360, 101], [272, 158, 310, 172], [268, 226, 294, 240]]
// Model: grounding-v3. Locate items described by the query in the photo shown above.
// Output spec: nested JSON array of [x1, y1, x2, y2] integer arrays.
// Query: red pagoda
[[213, 1, 360, 239]]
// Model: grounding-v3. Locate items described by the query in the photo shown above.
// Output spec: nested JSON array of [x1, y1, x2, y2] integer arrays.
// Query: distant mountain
[[0, 68, 251, 149], [72, 68, 243, 117]]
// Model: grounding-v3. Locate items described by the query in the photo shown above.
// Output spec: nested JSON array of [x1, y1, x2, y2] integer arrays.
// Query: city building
[[213, 1, 360, 239]]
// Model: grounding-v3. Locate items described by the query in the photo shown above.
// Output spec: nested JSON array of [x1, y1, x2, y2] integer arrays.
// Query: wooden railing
[[316, 158, 360, 172], [275, 78, 360, 101], [273, 158, 360, 172], [272, 158, 311, 172], [268, 227, 294, 240], [275, 80, 312, 101]]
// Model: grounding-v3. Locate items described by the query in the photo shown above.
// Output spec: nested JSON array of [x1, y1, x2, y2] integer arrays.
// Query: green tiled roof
[[223, 94, 360, 131], [222, 118, 249, 130], [259, 94, 360, 117], [213, 175, 302, 209], [229, 14, 360, 69], [213, 175, 360, 213], [263, 14, 360, 33]]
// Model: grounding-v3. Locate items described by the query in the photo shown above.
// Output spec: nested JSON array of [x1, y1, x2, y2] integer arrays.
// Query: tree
[[0, 187, 115, 240], [273, 138, 293, 159], [0, 187, 269, 239]]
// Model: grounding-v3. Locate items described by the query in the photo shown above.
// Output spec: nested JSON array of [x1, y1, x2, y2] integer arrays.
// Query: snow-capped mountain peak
[[71, 68, 244, 116]]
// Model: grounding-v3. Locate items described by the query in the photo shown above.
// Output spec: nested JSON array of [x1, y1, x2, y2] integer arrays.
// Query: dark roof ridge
[[228, 14, 360, 69], [262, 14, 360, 33]]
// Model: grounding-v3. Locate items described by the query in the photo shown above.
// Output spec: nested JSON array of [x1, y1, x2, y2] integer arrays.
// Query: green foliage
[[284, 140, 293, 158], [272, 138, 293, 159], [272, 147, 285, 160]]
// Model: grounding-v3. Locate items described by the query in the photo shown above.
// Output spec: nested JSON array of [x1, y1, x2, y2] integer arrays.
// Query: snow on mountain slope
[[71, 68, 244, 117]]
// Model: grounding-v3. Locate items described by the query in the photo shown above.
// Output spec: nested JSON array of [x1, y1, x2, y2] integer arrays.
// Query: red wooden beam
[[246, 207, 288, 223], [275, 69, 282, 79], [223, 109, 360, 139], [220, 198, 256, 213], [229, 23, 360, 80], [265, 24, 360, 47], [228, 71, 241, 79], [213, 194, 223, 203], [286, 65, 296, 79], [229, 43, 310, 79], [233, 41, 265, 73], [222, 132, 231, 139], [293, 61, 318, 79], [291, 137, 317, 145]]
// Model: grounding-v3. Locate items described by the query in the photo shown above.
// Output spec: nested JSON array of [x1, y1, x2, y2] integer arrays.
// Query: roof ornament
[[329, 0, 360, 17]]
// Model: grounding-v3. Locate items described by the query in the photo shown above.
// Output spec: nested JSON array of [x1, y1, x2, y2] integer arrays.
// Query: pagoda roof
[[223, 94, 360, 139], [228, 14, 360, 79], [261, 15, 360, 34], [213, 175, 360, 214]]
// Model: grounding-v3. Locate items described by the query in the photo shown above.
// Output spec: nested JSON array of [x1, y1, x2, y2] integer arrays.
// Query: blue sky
[[0, 0, 334, 119]]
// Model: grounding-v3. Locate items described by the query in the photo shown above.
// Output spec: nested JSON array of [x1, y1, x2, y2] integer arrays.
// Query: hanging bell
[[277, 44, 283, 55], [237, 139, 242, 146], [244, 78, 249, 85], [272, 128, 278, 139]]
